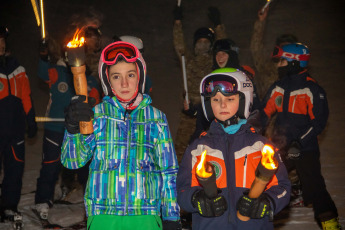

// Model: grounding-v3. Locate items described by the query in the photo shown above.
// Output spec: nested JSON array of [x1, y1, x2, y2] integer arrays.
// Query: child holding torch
[[177, 68, 290, 230], [61, 41, 181, 230]]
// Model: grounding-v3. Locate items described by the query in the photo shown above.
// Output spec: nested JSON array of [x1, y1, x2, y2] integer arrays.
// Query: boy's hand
[[208, 6, 221, 27], [173, 5, 183, 20], [287, 140, 302, 160], [192, 190, 227, 217], [237, 191, 273, 220], [65, 95, 95, 134]]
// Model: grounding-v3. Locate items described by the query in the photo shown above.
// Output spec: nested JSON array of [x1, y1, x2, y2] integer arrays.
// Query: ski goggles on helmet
[[201, 74, 238, 97], [101, 41, 140, 65], [271, 45, 310, 62]]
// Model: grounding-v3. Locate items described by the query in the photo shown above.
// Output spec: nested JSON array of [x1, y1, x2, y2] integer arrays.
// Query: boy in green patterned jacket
[[61, 41, 181, 230]]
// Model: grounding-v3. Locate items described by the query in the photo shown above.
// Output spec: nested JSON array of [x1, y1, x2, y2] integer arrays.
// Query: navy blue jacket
[[177, 121, 290, 230], [262, 70, 328, 151]]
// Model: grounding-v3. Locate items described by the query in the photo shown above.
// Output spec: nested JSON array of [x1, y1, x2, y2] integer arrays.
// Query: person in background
[[177, 68, 290, 230], [61, 41, 181, 230], [188, 38, 262, 142], [261, 43, 341, 230], [33, 36, 100, 221], [0, 26, 37, 227], [173, 4, 227, 162]]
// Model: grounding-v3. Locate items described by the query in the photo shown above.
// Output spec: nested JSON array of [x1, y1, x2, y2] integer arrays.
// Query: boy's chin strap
[[216, 115, 239, 128]]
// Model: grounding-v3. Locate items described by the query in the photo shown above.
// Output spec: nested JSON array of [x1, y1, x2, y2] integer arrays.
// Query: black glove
[[192, 190, 227, 217], [208, 6, 221, 27], [287, 140, 302, 160], [237, 191, 274, 220], [27, 123, 38, 138], [173, 5, 183, 20], [39, 39, 49, 61], [65, 95, 95, 134], [162, 220, 182, 230]]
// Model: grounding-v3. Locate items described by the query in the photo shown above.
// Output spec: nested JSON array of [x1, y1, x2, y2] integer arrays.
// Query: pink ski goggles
[[101, 41, 140, 65]]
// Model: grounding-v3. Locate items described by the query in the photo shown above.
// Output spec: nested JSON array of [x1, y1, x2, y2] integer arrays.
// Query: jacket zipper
[[243, 154, 247, 188], [292, 95, 297, 113], [124, 114, 131, 215]]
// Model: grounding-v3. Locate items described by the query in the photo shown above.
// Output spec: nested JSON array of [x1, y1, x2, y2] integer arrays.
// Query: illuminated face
[[109, 61, 139, 101], [211, 92, 239, 121], [216, 51, 229, 68], [0, 38, 5, 56]]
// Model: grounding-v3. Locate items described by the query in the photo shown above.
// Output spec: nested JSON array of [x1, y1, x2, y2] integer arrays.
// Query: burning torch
[[195, 150, 218, 198], [261, 0, 273, 14], [237, 144, 278, 221], [66, 28, 93, 134]]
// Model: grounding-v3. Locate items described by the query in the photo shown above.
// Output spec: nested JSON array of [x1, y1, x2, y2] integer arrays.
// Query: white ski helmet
[[119, 35, 144, 53], [200, 68, 253, 121], [98, 41, 146, 101]]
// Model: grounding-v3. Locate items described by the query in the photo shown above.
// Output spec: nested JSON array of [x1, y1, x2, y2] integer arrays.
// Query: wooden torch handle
[[237, 177, 269, 221], [71, 65, 94, 134]]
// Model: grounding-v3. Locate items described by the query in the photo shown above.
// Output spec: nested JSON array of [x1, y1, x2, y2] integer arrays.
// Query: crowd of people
[[0, 2, 342, 230]]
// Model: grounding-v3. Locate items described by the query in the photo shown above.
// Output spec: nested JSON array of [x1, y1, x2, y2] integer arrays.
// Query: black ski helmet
[[193, 27, 215, 46], [212, 38, 240, 69]]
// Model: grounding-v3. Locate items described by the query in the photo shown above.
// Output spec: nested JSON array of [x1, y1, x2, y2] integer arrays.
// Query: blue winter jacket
[[61, 95, 180, 221], [177, 121, 290, 230]]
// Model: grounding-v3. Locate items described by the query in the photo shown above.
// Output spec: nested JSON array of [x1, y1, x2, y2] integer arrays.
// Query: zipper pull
[[244, 154, 247, 166]]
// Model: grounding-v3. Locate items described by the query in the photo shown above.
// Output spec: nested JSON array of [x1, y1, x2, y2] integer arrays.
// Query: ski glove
[[192, 189, 227, 217], [163, 220, 182, 230], [173, 5, 183, 20], [208, 7, 221, 27], [65, 95, 95, 134], [237, 191, 274, 220], [287, 140, 302, 160]]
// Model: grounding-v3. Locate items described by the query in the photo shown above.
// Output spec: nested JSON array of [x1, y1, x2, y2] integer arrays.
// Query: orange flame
[[67, 28, 85, 48], [196, 150, 213, 178], [261, 145, 277, 170]]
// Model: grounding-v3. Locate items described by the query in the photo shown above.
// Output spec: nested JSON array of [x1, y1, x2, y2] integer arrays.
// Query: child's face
[[216, 51, 229, 68], [211, 92, 239, 121], [109, 62, 139, 101]]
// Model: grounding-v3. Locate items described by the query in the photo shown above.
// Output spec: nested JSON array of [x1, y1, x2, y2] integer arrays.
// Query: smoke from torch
[[196, 150, 218, 199], [237, 144, 278, 221], [66, 28, 93, 134]]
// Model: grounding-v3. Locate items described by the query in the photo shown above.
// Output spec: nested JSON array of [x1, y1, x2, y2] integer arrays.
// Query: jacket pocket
[[87, 159, 121, 199], [135, 160, 161, 199]]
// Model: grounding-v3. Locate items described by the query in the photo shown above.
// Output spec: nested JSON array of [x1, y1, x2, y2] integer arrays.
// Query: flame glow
[[261, 145, 277, 170], [196, 150, 213, 178], [67, 28, 85, 48]]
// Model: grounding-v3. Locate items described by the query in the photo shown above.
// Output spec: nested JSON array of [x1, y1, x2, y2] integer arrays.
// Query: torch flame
[[261, 145, 277, 170], [67, 28, 85, 48], [196, 150, 213, 178]]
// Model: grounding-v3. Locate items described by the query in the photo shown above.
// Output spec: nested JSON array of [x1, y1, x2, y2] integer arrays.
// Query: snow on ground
[[1, 0, 345, 229]]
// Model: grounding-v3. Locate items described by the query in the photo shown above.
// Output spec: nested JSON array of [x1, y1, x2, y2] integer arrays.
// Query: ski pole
[[35, 117, 64, 122], [39, 0, 46, 41], [181, 55, 189, 106], [261, 0, 273, 14]]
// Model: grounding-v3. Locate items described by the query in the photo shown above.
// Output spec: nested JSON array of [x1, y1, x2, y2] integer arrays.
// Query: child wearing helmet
[[262, 43, 341, 229], [177, 68, 290, 230], [61, 41, 181, 230]]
